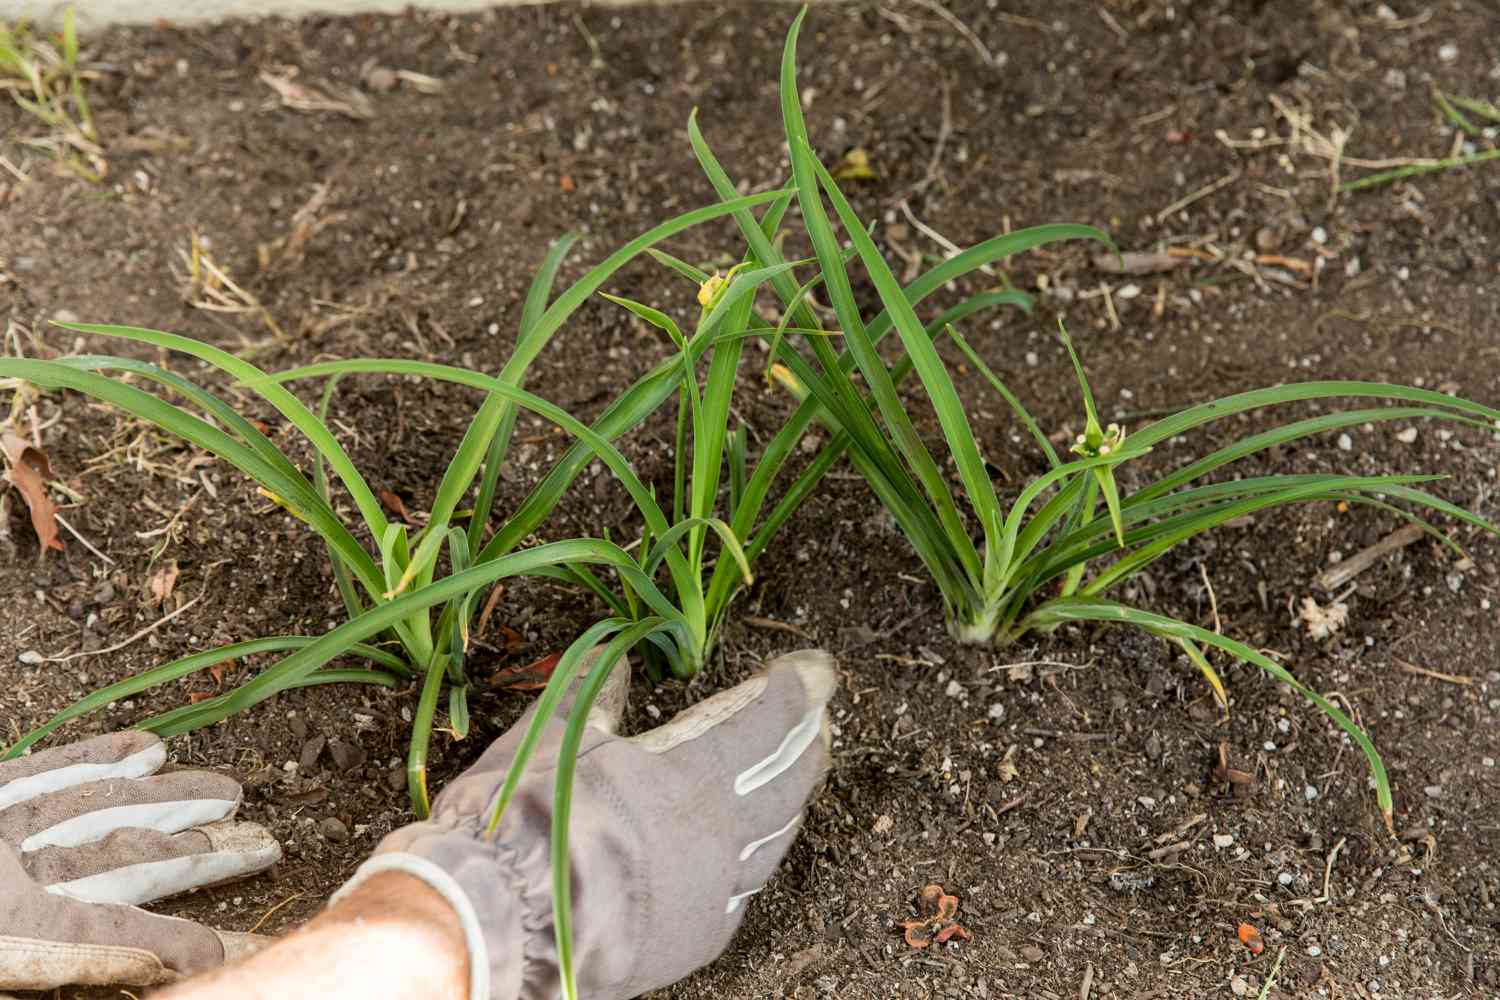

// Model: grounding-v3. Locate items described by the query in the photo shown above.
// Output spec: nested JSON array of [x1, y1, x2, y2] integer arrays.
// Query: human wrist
[[153, 871, 469, 1000]]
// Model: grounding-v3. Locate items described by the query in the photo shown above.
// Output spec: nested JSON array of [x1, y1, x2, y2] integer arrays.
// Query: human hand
[[0, 732, 281, 990], [339, 648, 836, 1000]]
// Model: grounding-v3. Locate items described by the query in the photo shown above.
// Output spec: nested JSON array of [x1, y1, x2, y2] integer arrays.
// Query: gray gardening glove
[[0, 732, 281, 990], [337, 648, 835, 1000]]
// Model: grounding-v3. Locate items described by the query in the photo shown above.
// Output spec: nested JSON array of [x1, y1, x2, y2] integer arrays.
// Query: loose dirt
[[3, 2, 1498, 998]]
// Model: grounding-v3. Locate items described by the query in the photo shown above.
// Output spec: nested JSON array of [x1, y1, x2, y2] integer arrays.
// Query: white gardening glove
[[0, 732, 281, 990], [337, 648, 835, 1000]]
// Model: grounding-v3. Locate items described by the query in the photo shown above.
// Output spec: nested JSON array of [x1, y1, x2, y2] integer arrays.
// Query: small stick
[[1316, 836, 1347, 903], [1198, 561, 1221, 633], [1314, 523, 1424, 591], [249, 891, 308, 934], [1079, 962, 1095, 1000], [53, 512, 115, 565], [1155, 170, 1241, 224], [744, 616, 813, 639], [43, 590, 205, 663], [908, 0, 998, 67], [1395, 658, 1472, 686], [995, 791, 1028, 816], [1022, 728, 1110, 742], [1146, 840, 1189, 860]]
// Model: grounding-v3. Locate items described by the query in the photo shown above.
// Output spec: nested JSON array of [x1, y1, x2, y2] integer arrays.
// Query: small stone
[[17, 650, 43, 665], [364, 66, 397, 92], [386, 766, 406, 792], [1438, 43, 1458, 62], [299, 735, 326, 771], [945, 680, 964, 698], [328, 739, 367, 772], [872, 814, 894, 835], [1020, 945, 1045, 963], [1311, 226, 1328, 245], [1278, 872, 1295, 886], [318, 817, 349, 842], [53, 308, 79, 324], [1396, 427, 1418, 444], [282, 760, 298, 773], [1305, 785, 1320, 801], [1213, 833, 1234, 849], [1424, 784, 1443, 798], [1230, 976, 1249, 997], [987, 703, 1006, 720], [1307, 944, 1323, 957], [93, 581, 116, 604], [1337, 433, 1353, 451]]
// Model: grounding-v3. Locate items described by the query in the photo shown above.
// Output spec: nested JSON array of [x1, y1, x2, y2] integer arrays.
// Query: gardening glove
[[0, 731, 281, 990], [336, 648, 836, 1000]]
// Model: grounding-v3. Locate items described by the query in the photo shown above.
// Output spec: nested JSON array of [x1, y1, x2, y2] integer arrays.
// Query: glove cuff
[[333, 851, 513, 1000]]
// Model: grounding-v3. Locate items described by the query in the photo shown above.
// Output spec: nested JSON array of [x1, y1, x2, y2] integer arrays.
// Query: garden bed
[[2, 1, 1498, 997]]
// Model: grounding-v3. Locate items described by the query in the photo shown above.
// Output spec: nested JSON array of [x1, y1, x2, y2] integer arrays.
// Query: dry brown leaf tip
[[1, 431, 64, 552]]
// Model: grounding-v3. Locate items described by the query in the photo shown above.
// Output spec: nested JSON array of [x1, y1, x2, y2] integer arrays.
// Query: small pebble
[[1213, 833, 1234, 849], [1438, 43, 1458, 62], [1278, 872, 1295, 886], [1396, 427, 1418, 444], [1424, 784, 1443, 798], [17, 650, 43, 665], [945, 679, 963, 698], [1337, 433, 1353, 451], [1308, 944, 1322, 957], [282, 760, 297, 773], [318, 817, 350, 843], [1305, 785, 1320, 801]]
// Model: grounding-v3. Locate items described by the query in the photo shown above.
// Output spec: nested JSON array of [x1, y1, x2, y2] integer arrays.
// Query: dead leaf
[[259, 68, 373, 120], [830, 148, 876, 181], [1, 432, 63, 552], [1093, 251, 1191, 275], [148, 560, 180, 605], [488, 650, 562, 690], [1237, 922, 1264, 955], [378, 488, 411, 522], [997, 744, 1019, 783]]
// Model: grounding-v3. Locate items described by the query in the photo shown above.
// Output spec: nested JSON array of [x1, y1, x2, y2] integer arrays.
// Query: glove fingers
[[0, 733, 165, 811], [434, 646, 629, 815], [0, 842, 230, 990], [1, 771, 242, 853], [29, 821, 281, 906]]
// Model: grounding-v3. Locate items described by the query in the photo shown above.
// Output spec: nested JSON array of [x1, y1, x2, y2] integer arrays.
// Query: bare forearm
[[154, 872, 469, 1000]]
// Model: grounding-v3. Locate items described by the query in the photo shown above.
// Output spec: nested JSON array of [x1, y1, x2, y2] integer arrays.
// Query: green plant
[[0, 7, 102, 179], [0, 186, 794, 814], [767, 8, 1500, 830]]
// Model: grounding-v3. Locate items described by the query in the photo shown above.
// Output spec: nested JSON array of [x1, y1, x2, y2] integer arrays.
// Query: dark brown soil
[[3, 2, 1499, 998]]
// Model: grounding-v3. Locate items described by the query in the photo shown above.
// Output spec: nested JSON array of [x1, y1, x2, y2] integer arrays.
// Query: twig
[[908, 0, 998, 67], [911, 74, 953, 196], [53, 512, 115, 565], [744, 616, 813, 639], [1079, 961, 1095, 1000], [1198, 561, 1220, 633], [1155, 170, 1242, 224], [1395, 657, 1472, 686], [43, 589, 205, 662], [1022, 728, 1110, 742], [987, 659, 1092, 673], [248, 891, 308, 934], [899, 199, 996, 276], [1314, 523, 1424, 591], [1315, 836, 1347, 904]]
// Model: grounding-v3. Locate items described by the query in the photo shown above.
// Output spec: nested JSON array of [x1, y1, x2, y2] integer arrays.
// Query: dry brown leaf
[[148, 560, 180, 605], [2, 431, 63, 553]]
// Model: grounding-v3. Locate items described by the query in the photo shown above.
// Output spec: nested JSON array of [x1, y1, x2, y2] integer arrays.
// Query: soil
[[3, 1, 1499, 998]]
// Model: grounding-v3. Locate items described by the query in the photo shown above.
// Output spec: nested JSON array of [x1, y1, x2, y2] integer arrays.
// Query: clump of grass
[[0, 8, 103, 180], [0, 186, 792, 814], [767, 7, 1499, 831]]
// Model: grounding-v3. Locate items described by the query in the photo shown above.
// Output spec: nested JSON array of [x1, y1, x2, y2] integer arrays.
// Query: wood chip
[[1314, 523, 1424, 591]]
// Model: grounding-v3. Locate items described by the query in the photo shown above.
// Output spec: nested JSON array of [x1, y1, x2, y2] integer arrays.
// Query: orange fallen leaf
[[488, 650, 562, 690], [1238, 922, 1265, 955], [378, 488, 411, 521], [1, 432, 64, 552], [559, 174, 576, 193]]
